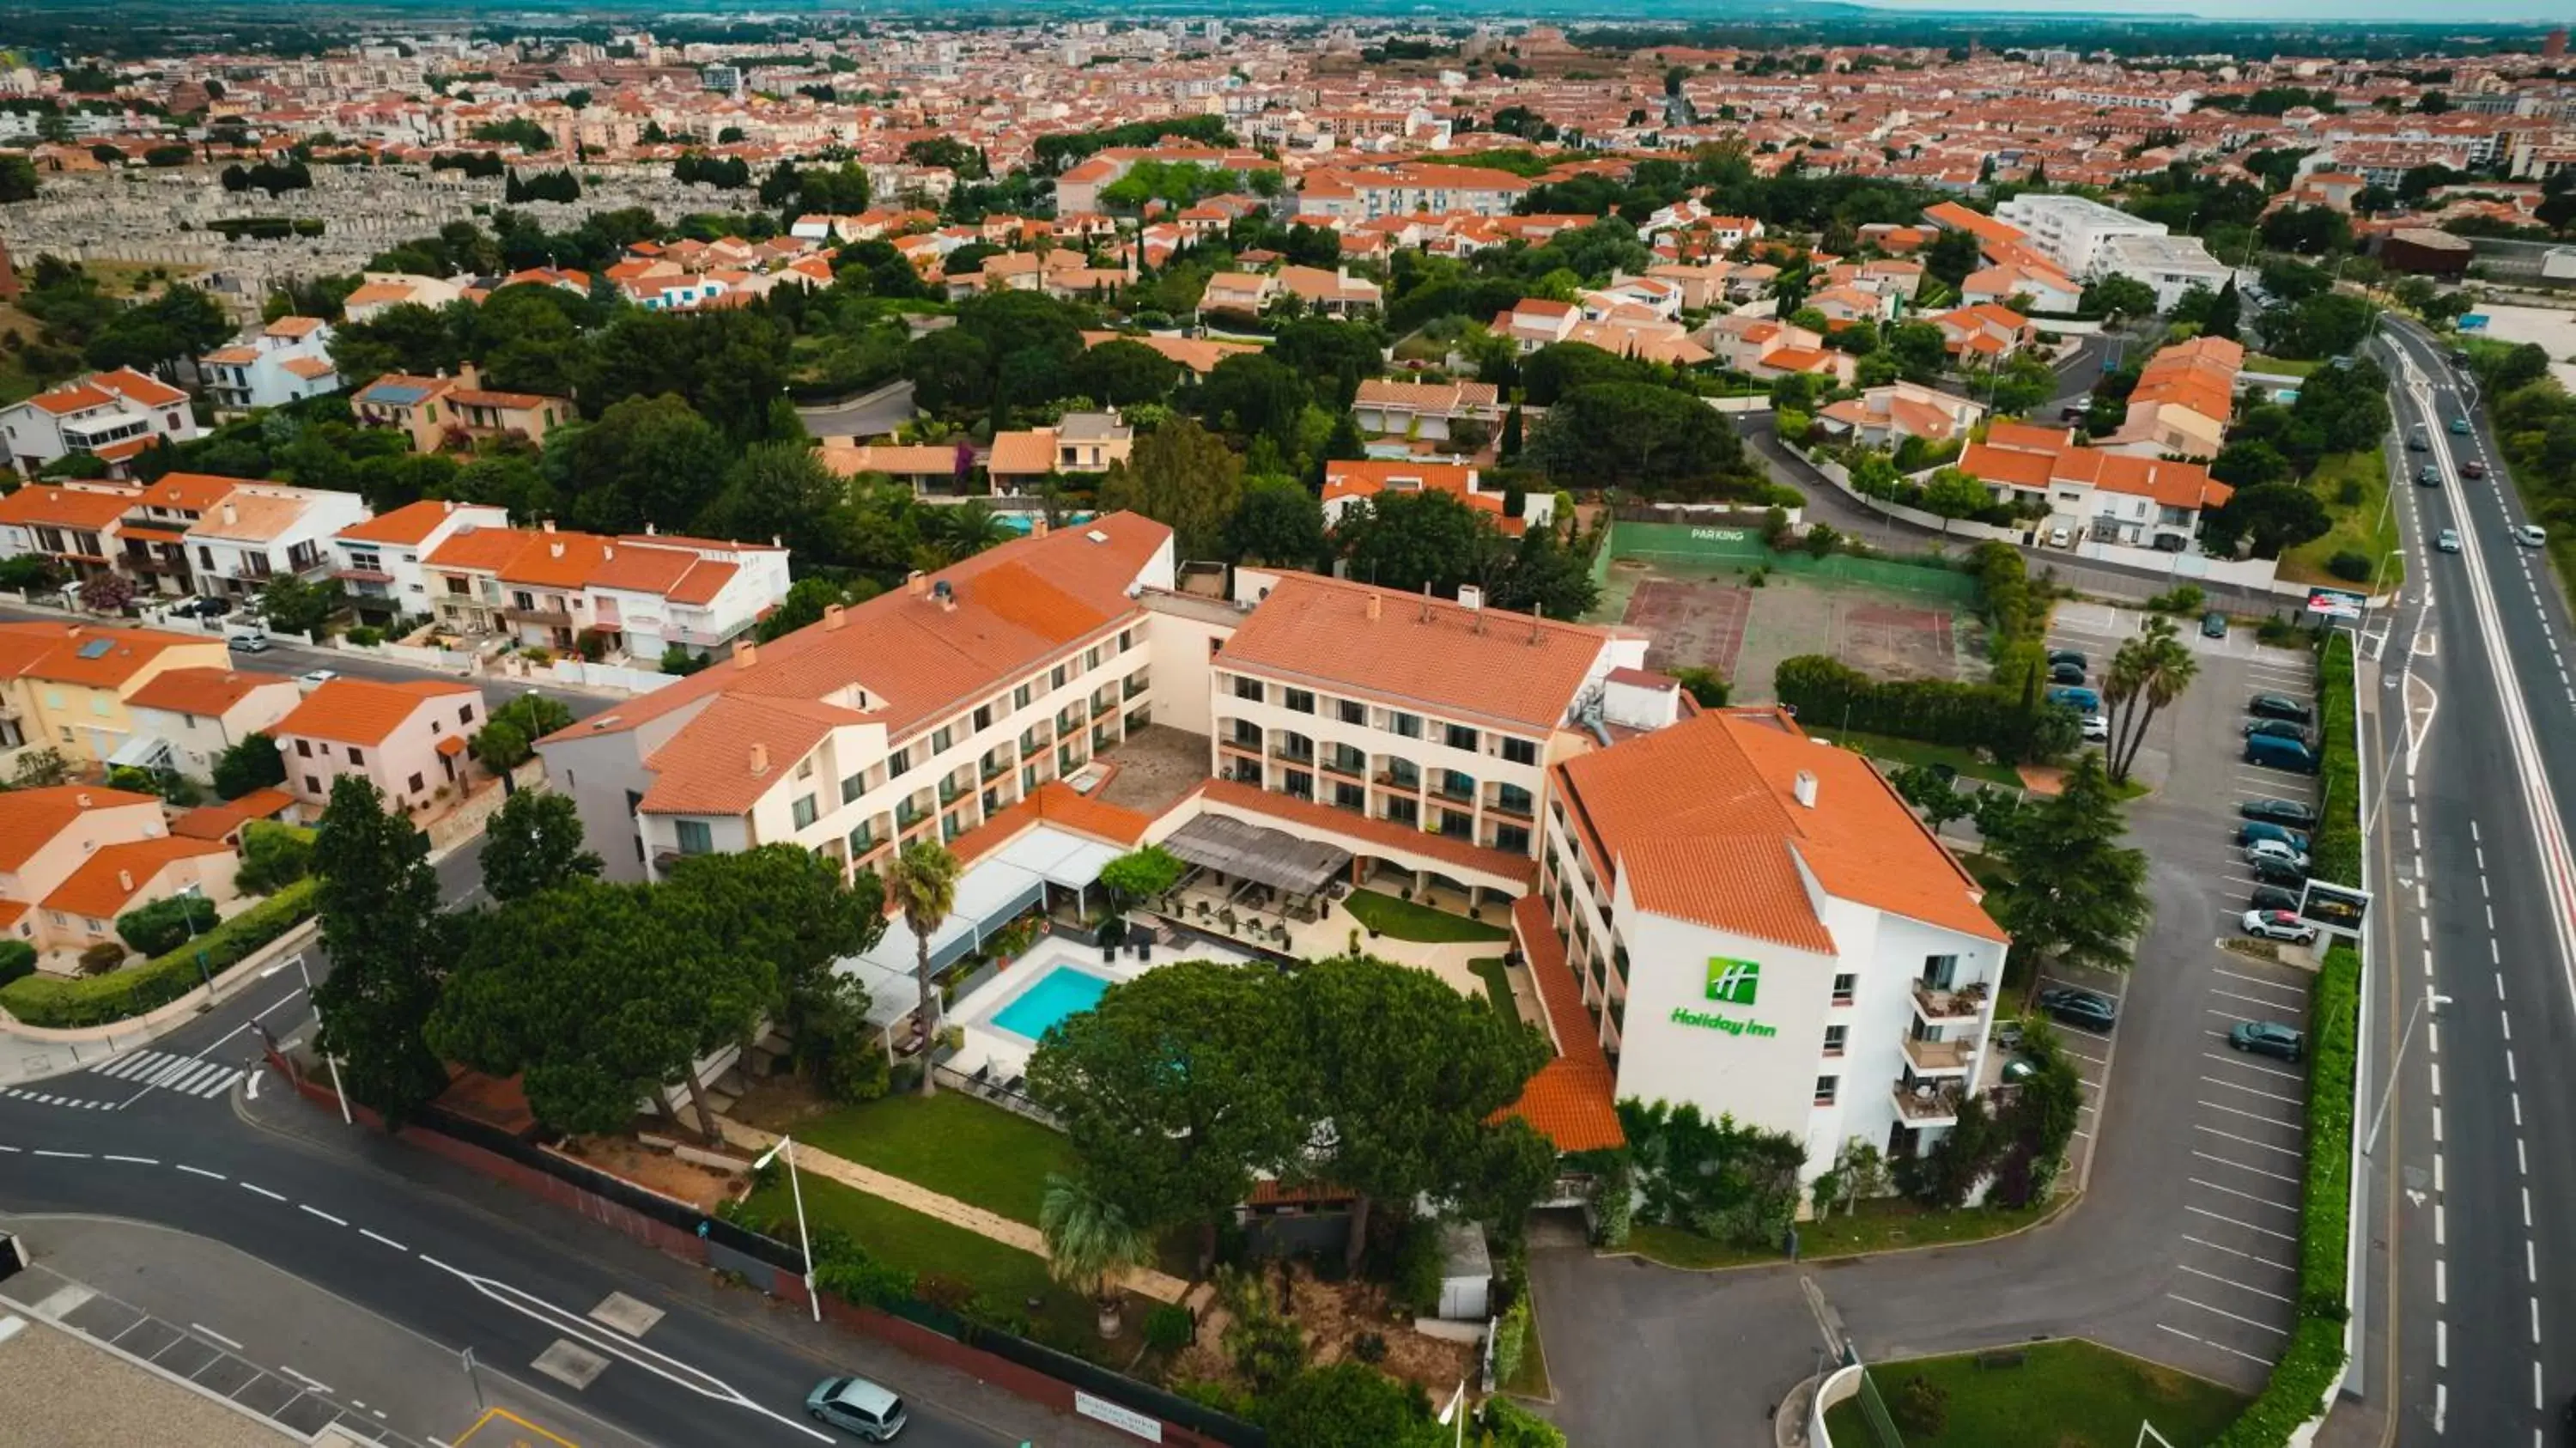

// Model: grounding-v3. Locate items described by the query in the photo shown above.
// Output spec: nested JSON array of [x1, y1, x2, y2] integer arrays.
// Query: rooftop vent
[[1793, 770, 1819, 809], [1085, 528, 1110, 544]]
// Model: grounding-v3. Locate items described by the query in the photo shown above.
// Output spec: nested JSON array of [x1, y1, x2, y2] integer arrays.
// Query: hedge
[[2311, 633, 2362, 885], [1775, 654, 2075, 763], [2208, 940, 2359, 1446], [0, 879, 318, 1028]]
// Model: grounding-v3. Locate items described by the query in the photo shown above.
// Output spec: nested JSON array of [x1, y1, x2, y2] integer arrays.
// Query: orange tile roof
[[340, 498, 471, 545], [1555, 709, 2004, 950], [188, 493, 307, 544], [1194, 778, 1536, 886], [0, 785, 161, 871], [0, 622, 218, 689], [1959, 441, 2056, 491], [637, 692, 866, 815], [170, 787, 295, 842], [40, 837, 233, 922], [0, 486, 137, 531], [584, 542, 697, 594], [1497, 893, 1623, 1153], [987, 428, 1059, 477], [1220, 572, 1607, 733], [270, 677, 478, 747], [125, 666, 295, 716], [134, 472, 242, 513], [667, 559, 738, 606]]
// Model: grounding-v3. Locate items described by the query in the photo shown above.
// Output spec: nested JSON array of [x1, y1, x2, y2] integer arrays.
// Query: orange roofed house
[[1, 368, 200, 478], [351, 363, 571, 454], [421, 521, 790, 659], [268, 677, 486, 815], [1320, 460, 1553, 534], [1960, 421, 2234, 553], [0, 785, 242, 964]]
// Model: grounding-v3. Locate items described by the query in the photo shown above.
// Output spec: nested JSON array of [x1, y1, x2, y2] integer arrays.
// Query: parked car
[[2245, 734, 2319, 773], [2239, 821, 2312, 852], [2050, 660, 2087, 685], [226, 631, 271, 654], [2438, 529, 2462, 554], [806, 1377, 908, 1441], [2240, 798, 2318, 828], [2240, 910, 2319, 945], [2248, 853, 2312, 887], [2245, 718, 2312, 743], [2463, 459, 2487, 480], [2245, 838, 2312, 870], [2249, 885, 2304, 914], [2038, 985, 2119, 1032], [2229, 1020, 2308, 1062], [2047, 526, 2072, 548], [2081, 714, 2110, 742], [2451, 416, 2473, 435], [2517, 524, 2548, 548], [2248, 695, 2313, 724], [170, 596, 232, 618], [2417, 464, 2441, 487], [2048, 685, 2102, 715], [2202, 611, 2228, 639], [2048, 648, 2088, 671]]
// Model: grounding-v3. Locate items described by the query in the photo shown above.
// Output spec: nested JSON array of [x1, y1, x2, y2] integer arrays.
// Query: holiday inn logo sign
[[1672, 958, 1779, 1037]]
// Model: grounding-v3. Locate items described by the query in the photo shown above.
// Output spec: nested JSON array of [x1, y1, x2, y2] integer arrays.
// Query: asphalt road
[[796, 380, 918, 442], [2374, 321, 2576, 1447]]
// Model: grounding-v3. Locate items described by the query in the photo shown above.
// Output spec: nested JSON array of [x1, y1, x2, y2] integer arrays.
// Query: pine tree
[[1500, 404, 1525, 460]]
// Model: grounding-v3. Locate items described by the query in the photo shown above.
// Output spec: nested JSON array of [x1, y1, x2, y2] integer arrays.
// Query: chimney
[[457, 361, 480, 390], [76, 791, 92, 807], [222, 502, 239, 526], [541, 519, 556, 534], [732, 640, 758, 671], [906, 569, 928, 597], [117, 868, 133, 892], [602, 545, 614, 561], [645, 522, 658, 535], [1458, 584, 1483, 612], [1529, 602, 1544, 644], [1365, 591, 1381, 623], [1032, 517, 1049, 538], [1419, 583, 1432, 624], [550, 541, 565, 558], [1793, 770, 1819, 809], [823, 603, 846, 631], [441, 499, 456, 514], [749, 742, 769, 775]]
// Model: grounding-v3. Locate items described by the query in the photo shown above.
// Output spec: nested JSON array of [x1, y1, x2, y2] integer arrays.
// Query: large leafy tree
[[1335, 489, 1508, 598], [1026, 961, 1307, 1249], [311, 776, 454, 1127], [1259, 1363, 1440, 1448], [1525, 381, 1745, 496], [562, 392, 732, 534], [479, 789, 604, 903], [212, 733, 288, 800], [1225, 475, 1326, 566], [661, 844, 885, 1099], [1096, 417, 1245, 560], [1987, 751, 2150, 974], [1072, 339, 1182, 407], [887, 840, 959, 1096], [1291, 955, 1548, 1268], [2102, 615, 2199, 785]]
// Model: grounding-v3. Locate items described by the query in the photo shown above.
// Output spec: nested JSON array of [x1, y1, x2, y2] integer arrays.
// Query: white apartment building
[[535, 516, 1176, 884], [183, 484, 374, 600], [421, 522, 789, 657], [1, 368, 200, 478], [200, 317, 342, 416], [2094, 234, 2235, 312], [1993, 193, 2172, 277], [1523, 707, 2011, 1180], [330, 499, 515, 628]]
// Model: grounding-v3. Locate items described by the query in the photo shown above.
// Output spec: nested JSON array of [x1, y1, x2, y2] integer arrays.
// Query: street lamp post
[[752, 1135, 823, 1323], [2364, 985, 2452, 1157], [295, 953, 353, 1126], [1437, 1381, 1469, 1448]]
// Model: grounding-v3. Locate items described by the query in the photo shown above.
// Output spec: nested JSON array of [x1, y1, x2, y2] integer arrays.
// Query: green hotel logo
[[1705, 958, 1761, 1007]]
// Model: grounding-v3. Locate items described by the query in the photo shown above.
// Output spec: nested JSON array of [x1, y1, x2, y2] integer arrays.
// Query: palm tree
[[1040, 1172, 1149, 1338], [2103, 615, 2199, 785], [888, 839, 959, 1097], [939, 500, 1015, 560]]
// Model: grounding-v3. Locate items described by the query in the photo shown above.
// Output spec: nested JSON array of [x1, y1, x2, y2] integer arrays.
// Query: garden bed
[[1623, 1195, 2059, 1271], [1343, 889, 1510, 943], [2278, 449, 2403, 593], [1823, 1338, 2248, 1448]]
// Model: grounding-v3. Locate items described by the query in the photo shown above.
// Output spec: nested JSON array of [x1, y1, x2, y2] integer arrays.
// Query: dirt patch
[[1622, 576, 1752, 679], [1169, 1263, 1475, 1402], [1614, 563, 1984, 702], [728, 1074, 836, 1135], [557, 1135, 749, 1213], [2014, 764, 2067, 796]]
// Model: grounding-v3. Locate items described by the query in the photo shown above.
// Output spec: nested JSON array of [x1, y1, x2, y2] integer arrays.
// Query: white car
[[2046, 526, 2072, 548], [2516, 523, 2548, 548], [2081, 715, 2110, 742], [299, 668, 337, 688], [2240, 909, 2318, 945], [2437, 529, 2461, 554], [2245, 839, 2311, 871]]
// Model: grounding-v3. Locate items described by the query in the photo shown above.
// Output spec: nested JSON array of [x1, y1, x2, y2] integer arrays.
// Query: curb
[[1595, 1189, 2082, 1277]]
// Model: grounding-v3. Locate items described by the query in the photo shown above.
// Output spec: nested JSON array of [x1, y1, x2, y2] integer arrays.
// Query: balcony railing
[[1900, 1035, 1974, 1074], [1891, 1076, 1965, 1123], [937, 777, 963, 806], [1123, 674, 1149, 699], [1487, 794, 1534, 819], [1019, 726, 1053, 752], [1271, 745, 1316, 765], [1911, 980, 1988, 1023], [981, 757, 1008, 782], [1432, 781, 1477, 804], [895, 800, 927, 829], [1375, 771, 1421, 791]]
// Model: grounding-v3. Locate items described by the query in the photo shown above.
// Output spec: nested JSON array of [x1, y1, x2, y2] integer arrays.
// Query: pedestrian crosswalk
[[0, 1049, 244, 1112]]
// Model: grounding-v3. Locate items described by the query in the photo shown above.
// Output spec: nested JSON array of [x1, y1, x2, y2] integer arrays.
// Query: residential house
[[1960, 260, 2084, 315], [1294, 164, 1533, 222], [421, 521, 788, 656], [339, 272, 467, 323], [987, 411, 1133, 495], [1321, 460, 1551, 534], [818, 443, 975, 497], [1350, 379, 1505, 443], [1925, 303, 2035, 363], [330, 499, 514, 627], [1078, 331, 1261, 377], [114, 472, 246, 598], [2105, 337, 2242, 460], [0, 785, 242, 962], [182, 484, 373, 602], [2, 368, 197, 478], [351, 364, 570, 453], [1816, 383, 1986, 451], [0, 483, 139, 587], [1807, 283, 1898, 330], [1273, 265, 1382, 317], [269, 677, 485, 815], [200, 316, 340, 416], [1959, 421, 2234, 551], [122, 667, 303, 782], [0, 622, 233, 774]]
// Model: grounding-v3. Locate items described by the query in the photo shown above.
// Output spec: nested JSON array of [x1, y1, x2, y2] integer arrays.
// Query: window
[[675, 819, 714, 855], [1118, 628, 1133, 652], [1051, 664, 1069, 690], [1234, 676, 1264, 703], [1330, 743, 1366, 774], [303, 775, 321, 795], [1822, 1025, 1847, 1056], [295, 739, 313, 757], [890, 748, 911, 776], [1492, 824, 1531, 855], [1085, 645, 1102, 670], [1501, 736, 1539, 767], [1814, 1075, 1839, 1107], [932, 726, 953, 754], [459, 704, 476, 725], [1496, 783, 1534, 814], [795, 756, 813, 781], [1832, 973, 1857, 1007], [1334, 781, 1366, 811], [1390, 712, 1423, 739], [973, 704, 993, 732], [1284, 688, 1315, 715], [792, 794, 819, 830], [1444, 723, 1479, 752], [1338, 699, 1366, 726], [1921, 954, 1959, 989], [1384, 797, 1419, 828], [1014, 683, 1033, 710], [348, 747, 366, 765], [841, 773, 866, 805], [848, 822, 876, 855], [408, 772, 425, 794]]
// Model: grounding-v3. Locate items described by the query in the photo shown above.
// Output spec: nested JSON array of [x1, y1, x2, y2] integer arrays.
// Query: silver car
[[806, 1377, 908, 1441]]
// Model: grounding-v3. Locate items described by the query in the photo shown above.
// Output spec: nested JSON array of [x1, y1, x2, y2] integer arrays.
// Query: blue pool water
[[990, 965, 1112, 1042]]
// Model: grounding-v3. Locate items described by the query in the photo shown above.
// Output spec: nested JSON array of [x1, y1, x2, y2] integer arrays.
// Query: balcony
[[1019, 725, 1054, 753], [1375, 771, 1422, 792], [500, 605, 573, 627], [1320, 753, 1366, 780], [1432, 780, 1477, 805], [1891, 1076, 1965, 1125], [1270, 745, 1316, 766], [1122, 673, 1149, 700], [1911, 980, 1988, 1024], [1900, 1035, 1976, 1074], [981, 757, 1008, 782], [895, 799, 928, 830], [1487, 794, 1534, 819], [937, 776, 963, 806]]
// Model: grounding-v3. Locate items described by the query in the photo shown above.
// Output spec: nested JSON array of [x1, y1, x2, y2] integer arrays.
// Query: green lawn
[[1344, 888, 1511, 943], [742, 1171, 1103, 1347], [2279, 448, 2404, 593], [1625, 1196, 2057, 1271], [1468, 957, 1519, 1027], [2244, 352, 2318, 378], [787, 1092, 1077, 1227], [1822, 1339, 2250, 1448], [1817, 730, 2024, 788]]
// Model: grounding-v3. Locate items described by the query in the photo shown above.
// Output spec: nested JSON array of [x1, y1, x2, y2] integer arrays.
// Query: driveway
[[798, 379, 917, 441]]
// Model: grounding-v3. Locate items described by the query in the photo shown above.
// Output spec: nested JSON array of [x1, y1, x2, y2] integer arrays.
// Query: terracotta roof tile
[[171, 788, 295, 841], [125, 666, 295, 716], [340, 499, 473, 545], [40, 837, 234, 922], [0, 786, 161, 872], [0, 622, 219, 689], [270, 677, 478, 747], [1498, 894, 1624, 1152]]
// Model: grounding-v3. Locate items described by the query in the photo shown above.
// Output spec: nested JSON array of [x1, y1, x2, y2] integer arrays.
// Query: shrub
[[116, 893, 222, 958], [1491, 1296, 1533, 1385], [2146, 582, 2208, 614], [1385, 1218, 1448, 1317], [2325, 551, 2373, 582], [1352, 1331, 1388, 1364], [2309, 634, 2362, 885], [345, 625, 383, 647], [1479, 1396, 1568, 1448], [1775, 654, 2077, 764], [234, 821, 316, 894], [212, 733, 287, 800], [0, 940, 33, 989], [1144, 1304, 1195, 1353], [78, 942, 127, 976], [0, 879, 318, 1027], [1893, 1373, 1950, 1435]]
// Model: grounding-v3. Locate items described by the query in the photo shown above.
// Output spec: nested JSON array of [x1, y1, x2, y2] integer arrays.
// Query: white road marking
[[360, 1228, 408, 1252], [191, 1323, 243, 1352], [240, 1182, 287, 1202], [174, 1164, 223, 1181], [298, 1205, 348, 1228]]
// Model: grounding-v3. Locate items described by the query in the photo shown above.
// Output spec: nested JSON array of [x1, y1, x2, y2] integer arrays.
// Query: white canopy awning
[[840, 824, 1127, 1026], [107, 732, 173, 770]]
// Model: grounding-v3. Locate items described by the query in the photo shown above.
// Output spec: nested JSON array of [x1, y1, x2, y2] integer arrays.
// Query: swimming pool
[[989, 964, 1113, 1042]]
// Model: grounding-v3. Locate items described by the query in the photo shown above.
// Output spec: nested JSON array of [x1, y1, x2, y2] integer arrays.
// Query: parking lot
[[2031, 603, 2322, 1385]]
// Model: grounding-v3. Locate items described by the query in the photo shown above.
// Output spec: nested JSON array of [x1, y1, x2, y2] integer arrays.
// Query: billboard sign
[[2300, 880, 2371, 934], [2306, 587, 2366, 621]]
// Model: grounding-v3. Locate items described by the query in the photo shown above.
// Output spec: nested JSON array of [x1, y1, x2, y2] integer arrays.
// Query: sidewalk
[[0, 922, 319, 1087], [714, 1118, 1191, 1305]]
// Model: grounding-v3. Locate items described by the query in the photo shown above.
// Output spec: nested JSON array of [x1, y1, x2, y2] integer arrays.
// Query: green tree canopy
[[1097, 417, 1246, 560], [312, 776, 454, 1126], [479, 789, 604, 903]]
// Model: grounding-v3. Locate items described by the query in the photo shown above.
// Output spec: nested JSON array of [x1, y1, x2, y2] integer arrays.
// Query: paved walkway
[[714, 1118, 1191, 1305]]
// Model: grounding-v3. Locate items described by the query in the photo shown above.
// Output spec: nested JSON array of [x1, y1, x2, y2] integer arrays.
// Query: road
[[2373, 321, 2576, 1447], [796, 380, 918, 442]]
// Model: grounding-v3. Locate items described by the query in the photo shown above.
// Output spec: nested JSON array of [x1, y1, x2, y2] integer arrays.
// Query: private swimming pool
[[988, 964, 1114, 1043]]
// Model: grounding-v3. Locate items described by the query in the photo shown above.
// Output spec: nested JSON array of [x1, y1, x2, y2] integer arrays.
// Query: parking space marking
[[2183, 1234, 2294, 1273], [2211, 966, 2308, 995], [2201, 1050, 2306, 1084], [2200, 1098, 2300, 1131], [2192, 1177, 2299, 1212], [2178, 1263, 2297, 1305], [2166, 1294, 2292, 1336], [2198, 1072, 2307, 1109], [2156, 1322, 2276, 1367], [2193, 1149, 2303, 1186], [2196, 1123, 2304, 1157]]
